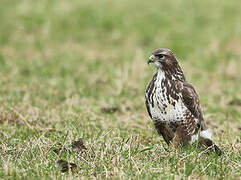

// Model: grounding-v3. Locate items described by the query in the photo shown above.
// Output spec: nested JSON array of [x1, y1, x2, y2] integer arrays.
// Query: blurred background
[[0, 0, 240, 178], [1, 0, 240, 102], [1, 0, 241, 140], [1, 0, 240, 119]]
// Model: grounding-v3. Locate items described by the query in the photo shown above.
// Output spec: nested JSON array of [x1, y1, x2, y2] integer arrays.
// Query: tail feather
[[200, 129, 222, 156]]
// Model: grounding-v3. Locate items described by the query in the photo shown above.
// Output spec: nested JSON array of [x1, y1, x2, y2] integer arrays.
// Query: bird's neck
[[156, 69, 166, 81], [157, 65, 185, 82]]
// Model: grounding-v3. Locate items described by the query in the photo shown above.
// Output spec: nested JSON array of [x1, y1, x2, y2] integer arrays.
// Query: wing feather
[[182, 82, 205, 130]]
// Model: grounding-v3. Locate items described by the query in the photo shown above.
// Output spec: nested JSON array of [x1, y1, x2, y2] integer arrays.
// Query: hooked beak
[[147, 55, 155, 65]]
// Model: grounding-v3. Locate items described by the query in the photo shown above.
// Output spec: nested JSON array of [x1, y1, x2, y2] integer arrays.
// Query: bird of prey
[[145, 48, 221, 154]]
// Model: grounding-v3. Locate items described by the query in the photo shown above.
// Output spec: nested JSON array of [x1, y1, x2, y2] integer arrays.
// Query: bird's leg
[[168, 136, 182, 156], [173, 126, 191, 147], [172, 134, 181, 148]]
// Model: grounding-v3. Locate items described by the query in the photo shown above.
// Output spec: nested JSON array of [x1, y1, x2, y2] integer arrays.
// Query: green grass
[[0, 0, 241, 179]]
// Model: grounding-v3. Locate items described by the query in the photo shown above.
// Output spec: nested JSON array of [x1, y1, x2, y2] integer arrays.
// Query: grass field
[[0, 0, 241, 179]]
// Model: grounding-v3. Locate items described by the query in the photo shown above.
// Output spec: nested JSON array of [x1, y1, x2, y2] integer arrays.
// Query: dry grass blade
[[6, 105, 33, 130]]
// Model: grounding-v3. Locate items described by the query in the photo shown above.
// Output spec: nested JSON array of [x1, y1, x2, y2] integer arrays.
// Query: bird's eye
[[157, 54, 165, 59]]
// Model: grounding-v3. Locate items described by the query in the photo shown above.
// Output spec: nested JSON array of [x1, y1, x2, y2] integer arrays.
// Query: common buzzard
[[145, 48, 221, 154]]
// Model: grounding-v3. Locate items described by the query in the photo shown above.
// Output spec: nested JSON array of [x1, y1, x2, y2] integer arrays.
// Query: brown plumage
[[145, 48, 221, 154]]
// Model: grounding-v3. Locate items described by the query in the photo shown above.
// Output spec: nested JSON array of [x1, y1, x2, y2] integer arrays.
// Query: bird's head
[[147, 48, 178, 69], [147, 48, 185, 81]]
